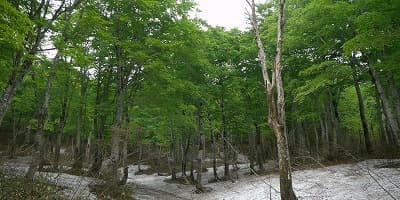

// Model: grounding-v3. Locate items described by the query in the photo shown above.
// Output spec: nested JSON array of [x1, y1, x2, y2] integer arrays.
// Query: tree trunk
[[248, 0, 297, 198], [73, 65, 87, 170], [169, 127, 177, 180], [247, 0, 297, 200], [119, 108, 130, 185], [0, 0, 80, 126], [273, 1, 296, 195], [374, 84, 389, 145], [85, 135, 91, 164], [0, 72, 20, 126], [248, 123, 256, 173], [351, 66, 372, 153], [8, 110, 18, 159], [212, 132, 219, 180], [0, 42, 41, 126], [369, 68, 400, 146], [157, 145, 162, 176], [255, 123, 264, 171], [91, 68, 111, 174], [189, 136, 195, 181], [326, 97, 338, 160], [196, 104, 205, 191], [182, 130, 192, 177], [318, 114, 327, 155], [138, 144, 143, 172], [110, 63, 124, 182], [36, 63, 56, 171], [312, 120, 320, 159], [54, 81, 69, 170], [26, 61, 56, 179], [389, 76, 400, 128], [221, 97, 229, 178]]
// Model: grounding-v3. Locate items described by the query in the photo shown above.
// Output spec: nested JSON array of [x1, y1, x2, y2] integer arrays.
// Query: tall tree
[[247, 0, 297, 199], [0, 0, 81, 126]]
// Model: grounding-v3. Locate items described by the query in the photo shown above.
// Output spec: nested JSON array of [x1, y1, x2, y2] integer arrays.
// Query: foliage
[[0, 173, 65, 200], [0, 0, 399, 186]]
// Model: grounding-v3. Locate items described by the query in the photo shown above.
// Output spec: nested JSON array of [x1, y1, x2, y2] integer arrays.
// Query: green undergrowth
[[89, 182, 133, 200], [0, 173, 65, 200]]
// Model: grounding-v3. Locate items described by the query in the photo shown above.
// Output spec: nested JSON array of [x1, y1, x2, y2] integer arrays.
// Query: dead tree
[[246, 0, 297, 199]]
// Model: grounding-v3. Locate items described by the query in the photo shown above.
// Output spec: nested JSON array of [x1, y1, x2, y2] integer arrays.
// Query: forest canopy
[[0, 0, 399, 199]]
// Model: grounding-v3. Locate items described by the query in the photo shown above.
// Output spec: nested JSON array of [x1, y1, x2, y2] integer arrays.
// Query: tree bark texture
[[255, 123, 264, 171], [54, 73, 70, 170], [221, 96, 230, 178], [196, 104, 205, 191], [110, 54, 124, 182], [169, 127, 177, 180], [73, 65, 88, 170], [119, 108, 130, 185], [351, 65, 372, 153], [389, 76, 400, 128], [91, 68, 112, 174], [247, 0, 297, 198], [212, 132, 219, 180], [31, 58, 57, 173], [370, 68, 400, 146], [249, 123, 256, 173]]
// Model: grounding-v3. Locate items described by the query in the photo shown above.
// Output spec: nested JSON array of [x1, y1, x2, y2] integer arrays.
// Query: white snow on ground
[[1, 156, 400, 200], [39, 172, 98, 200], [128, 159, 400, 200], [0, 156, 98, 200]]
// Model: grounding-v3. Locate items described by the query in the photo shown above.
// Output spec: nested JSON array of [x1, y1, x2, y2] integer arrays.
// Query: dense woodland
[[0, 0, 399, 199]]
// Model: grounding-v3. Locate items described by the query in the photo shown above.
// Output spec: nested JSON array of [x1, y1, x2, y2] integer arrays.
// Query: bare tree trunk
[[36, 63, 56, 171], [247, 0, 297, 198], [248, 123, 256, 173], [312, 121, 320, 159], [182, 130, 192, 177], [221, 97, 229, 178], [255, 123, 264, 171], [73, 65, 87, 170], [91, 69, 111, 174], [351, 65, 372, 153], [119, 108, 130, 185], [85, 133, 92, 164], [157, 145, 162, 176], [373, 84, 388, 145], [195, 104, 205, 191], [54, 80, 70, 170], [212, 132, 219, 180], [26, 60, 57, 179], [319, 114, 328, 155], [138, 144, 143, 172], [369, 68, 400, 146], [110, 62, 124, 183], [169, 127, 177, 180], [189, 136, 195, 181], [326, 97, 338, 160]]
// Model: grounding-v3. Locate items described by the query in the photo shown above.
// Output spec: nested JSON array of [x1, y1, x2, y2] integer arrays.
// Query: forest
[[0, 0, 399, 199]]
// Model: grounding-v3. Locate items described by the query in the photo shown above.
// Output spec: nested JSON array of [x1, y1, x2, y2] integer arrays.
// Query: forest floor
[[1, 156, 400, 200]]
